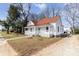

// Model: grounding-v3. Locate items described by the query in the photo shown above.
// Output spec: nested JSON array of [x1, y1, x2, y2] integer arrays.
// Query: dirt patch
[[7, 37, 62, 56]]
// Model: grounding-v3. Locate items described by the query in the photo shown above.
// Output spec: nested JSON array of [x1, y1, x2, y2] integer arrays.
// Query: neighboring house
[[0, 25, 2, 31], [0, 25, 5, 31], [24, 16, 64, 37]]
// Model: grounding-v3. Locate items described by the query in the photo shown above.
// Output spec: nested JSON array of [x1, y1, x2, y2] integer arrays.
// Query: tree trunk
[[22, 27, 24, 34], [72, 25, 75, 34], [7, 27, 9, 34], [72, 18, 75, 34]]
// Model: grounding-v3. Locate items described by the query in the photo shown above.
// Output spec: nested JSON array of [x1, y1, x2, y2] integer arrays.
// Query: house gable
[[27, 21, 35, 26]]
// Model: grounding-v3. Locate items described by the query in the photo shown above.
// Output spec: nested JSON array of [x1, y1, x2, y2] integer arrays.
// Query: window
[[46, 27, 49, 30], [38, 28, 40, 31], [30, 28, 32, 32], [58, 26, 59, 32], [25, 28, 28, 31]]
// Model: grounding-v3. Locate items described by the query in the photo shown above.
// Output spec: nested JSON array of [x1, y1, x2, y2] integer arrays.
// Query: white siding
[[38, 26, 50, 37], [25, 26, 36, 36], [36, 24, 55, 37], [55, 19, 64, 35]]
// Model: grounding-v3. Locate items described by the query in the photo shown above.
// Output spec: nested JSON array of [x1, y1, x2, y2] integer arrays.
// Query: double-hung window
[[46, 26, 49, 31]]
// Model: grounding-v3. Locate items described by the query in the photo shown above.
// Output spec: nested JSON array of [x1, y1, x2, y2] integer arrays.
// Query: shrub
[[74, 28, 79, 34]]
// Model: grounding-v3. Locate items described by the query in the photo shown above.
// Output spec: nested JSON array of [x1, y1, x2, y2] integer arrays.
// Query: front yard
[[0, 31, 24, 39], [0, 31, 62, 56], [7, 37, 62, 56]]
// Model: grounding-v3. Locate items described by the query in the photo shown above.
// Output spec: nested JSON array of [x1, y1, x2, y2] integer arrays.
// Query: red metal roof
[[35, 16, 60, 26]]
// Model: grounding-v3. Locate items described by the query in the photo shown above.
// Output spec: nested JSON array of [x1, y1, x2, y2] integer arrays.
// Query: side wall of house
[[25, 25, 52, 37], [36, 25, 50, 37], [37, 24, 56, 37], [50, 23, 57, 36], [55, 18, 64, 36]]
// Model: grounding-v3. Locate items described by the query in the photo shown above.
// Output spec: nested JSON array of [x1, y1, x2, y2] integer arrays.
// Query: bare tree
[[17, 3, 38, 33], [44, 7, 60, 17], [64, 3, 79, 34]]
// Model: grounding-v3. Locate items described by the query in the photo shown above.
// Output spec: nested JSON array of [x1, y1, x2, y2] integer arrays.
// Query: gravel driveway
[[0, 34, 17, 56], [33, 35, 79, 56]]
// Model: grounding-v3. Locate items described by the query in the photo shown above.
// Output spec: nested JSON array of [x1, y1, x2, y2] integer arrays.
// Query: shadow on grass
[[7, 37, 62, 56]]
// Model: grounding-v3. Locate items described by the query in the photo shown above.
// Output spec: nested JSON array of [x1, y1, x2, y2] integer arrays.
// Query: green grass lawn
[[8, 37, 62, 56]]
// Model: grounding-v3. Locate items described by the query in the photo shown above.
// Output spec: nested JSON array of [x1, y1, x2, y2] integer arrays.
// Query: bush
[[74, 28, 79, 34], [10, 29, 14, 32]]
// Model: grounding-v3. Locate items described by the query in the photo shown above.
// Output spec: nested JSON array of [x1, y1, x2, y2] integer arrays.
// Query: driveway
[[0, 34, 17, 56], [0, 34, 79, 56], [33, 35, 79, 56]]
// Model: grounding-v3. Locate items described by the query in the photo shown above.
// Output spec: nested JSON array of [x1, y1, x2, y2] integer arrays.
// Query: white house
[[24, 16, 64, 37], [0, 25, 4, 31]]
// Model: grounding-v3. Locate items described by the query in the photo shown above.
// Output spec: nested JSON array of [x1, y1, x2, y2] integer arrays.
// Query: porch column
[[53, 24, 57, 37]]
